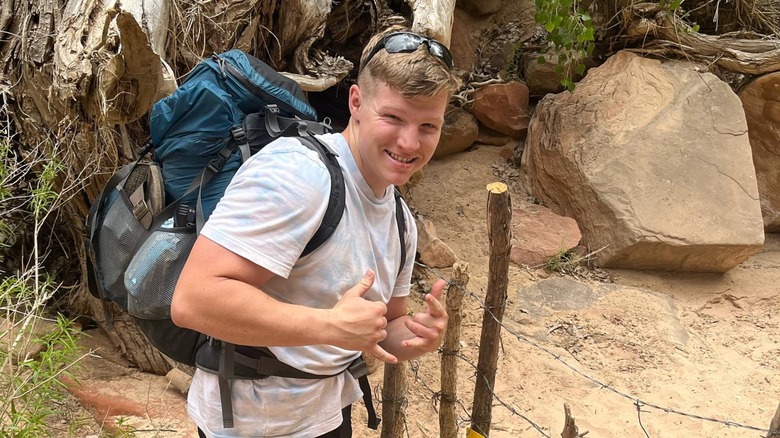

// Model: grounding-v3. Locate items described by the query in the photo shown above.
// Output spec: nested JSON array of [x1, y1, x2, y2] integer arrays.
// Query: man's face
[[348, 81, 449, 196]]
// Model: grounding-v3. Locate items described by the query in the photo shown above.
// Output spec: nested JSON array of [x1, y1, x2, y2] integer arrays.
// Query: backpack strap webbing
[[200, 340, 380, 430], [394, 189, 407, 277], [296, 135, 346, 257], [358, 374, 381, 429], [218, 342, 236, 428]]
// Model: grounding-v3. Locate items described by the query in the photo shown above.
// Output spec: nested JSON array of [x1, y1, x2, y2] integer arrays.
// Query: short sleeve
[[201, 138, 332, 278]]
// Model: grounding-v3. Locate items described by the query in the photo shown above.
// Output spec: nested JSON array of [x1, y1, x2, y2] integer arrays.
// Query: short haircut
[[357, 26, 461, 100]]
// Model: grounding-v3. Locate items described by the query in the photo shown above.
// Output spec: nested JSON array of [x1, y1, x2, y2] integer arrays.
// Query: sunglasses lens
[[366, 32, 453, 70], [384, 33, 423, 54], [428, 43, 453, 68]]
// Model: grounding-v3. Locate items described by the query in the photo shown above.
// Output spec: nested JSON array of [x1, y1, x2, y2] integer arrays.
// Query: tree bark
[[0, 0, 456, 374], [624, 2, 780, 75]]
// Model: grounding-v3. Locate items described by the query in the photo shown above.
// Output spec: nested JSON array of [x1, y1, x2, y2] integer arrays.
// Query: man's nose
[[397, 125, 420, 151]]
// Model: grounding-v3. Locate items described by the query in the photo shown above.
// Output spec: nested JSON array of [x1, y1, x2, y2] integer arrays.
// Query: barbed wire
[[415, 261, 780, 436], [406, 354, 552, 437]]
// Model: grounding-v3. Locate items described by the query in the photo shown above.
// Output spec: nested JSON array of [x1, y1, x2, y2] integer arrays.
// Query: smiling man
[[171, 26, 461, 438]]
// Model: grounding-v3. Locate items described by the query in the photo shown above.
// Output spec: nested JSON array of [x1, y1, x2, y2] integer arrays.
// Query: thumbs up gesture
[[329, 270, 398, 364]]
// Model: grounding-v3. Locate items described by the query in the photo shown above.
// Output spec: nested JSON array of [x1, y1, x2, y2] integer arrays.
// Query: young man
[[171, 27, 460, 437]]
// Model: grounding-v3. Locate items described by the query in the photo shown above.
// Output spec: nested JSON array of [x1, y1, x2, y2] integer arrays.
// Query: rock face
[[416, 217, 457, 268], [522, 52, 566, 96], [739, 73, 780, 232], [470, 81, 531, 138], [510, 204, 581, 267], [521, 51, 764, 272], [456, 0, 502, 16], [434, 106, 478, 159]]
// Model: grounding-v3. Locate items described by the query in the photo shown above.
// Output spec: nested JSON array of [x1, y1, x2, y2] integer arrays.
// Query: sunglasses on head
[[364, 31, 454, 70]]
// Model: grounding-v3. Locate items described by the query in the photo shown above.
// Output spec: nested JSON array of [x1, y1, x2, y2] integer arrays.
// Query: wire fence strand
[[414, 261, 780, 437]]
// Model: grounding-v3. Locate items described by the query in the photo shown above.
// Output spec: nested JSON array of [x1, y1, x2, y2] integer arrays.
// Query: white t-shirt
[[188, 133, 417, 437]]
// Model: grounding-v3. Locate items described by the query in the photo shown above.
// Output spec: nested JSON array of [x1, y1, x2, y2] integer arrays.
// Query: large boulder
[[521, 51, 764, 272], [510, 204, 581, 268], [470, 81, 531, 138], [739, 73, 780, 232], [434, 106, 478, 159]]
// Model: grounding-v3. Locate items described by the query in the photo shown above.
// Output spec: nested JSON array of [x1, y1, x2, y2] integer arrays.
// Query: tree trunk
[[622, 2, 780, 76], [0, 0, 455, 374]]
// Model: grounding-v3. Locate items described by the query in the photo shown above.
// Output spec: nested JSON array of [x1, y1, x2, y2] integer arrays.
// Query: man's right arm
[[170, 235, 398, 362]]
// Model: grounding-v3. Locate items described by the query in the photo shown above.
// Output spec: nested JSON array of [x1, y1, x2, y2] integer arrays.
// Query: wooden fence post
[[767, 402, 780, 438], [381, 362, 407, 438], [470, 182, 512, 437], [561, 403, 580, 438], [440, 261, 470, 438]]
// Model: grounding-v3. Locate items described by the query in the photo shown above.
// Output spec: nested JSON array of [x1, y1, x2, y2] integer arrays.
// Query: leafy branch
[[534, 0, 595, 91]]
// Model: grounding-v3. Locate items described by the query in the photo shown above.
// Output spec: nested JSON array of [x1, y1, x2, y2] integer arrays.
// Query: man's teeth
[[388, 152, 415, 163]]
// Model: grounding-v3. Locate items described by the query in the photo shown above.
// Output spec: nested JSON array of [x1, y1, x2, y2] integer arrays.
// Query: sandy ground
[[60, 143, 780, 437]]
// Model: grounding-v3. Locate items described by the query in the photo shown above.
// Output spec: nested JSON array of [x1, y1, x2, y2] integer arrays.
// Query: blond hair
[[358, 27, 460, 100]]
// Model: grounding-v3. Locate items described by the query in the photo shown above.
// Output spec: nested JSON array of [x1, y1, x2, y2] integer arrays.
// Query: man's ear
[[347, 84, 362, 121]]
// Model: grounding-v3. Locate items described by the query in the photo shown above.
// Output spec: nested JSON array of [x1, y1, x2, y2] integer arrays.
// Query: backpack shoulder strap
[[293, 135, 407, 274], [296, 135, 346, 257], [394, 189, 407, 277]]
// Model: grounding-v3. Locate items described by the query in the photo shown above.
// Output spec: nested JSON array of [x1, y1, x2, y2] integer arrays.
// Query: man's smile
[[387, 150, 417, 164]]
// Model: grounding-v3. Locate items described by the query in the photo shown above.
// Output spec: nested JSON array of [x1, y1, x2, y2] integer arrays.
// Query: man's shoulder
[[241, 136, 332, 173]]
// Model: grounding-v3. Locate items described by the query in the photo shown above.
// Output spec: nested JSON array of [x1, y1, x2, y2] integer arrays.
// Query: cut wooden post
[[470, 182, 512, 437], [440, 261, 470, 438], [381, 362, 407, 438], [767, 402, 780, 438], [561, 403, 580, 438]]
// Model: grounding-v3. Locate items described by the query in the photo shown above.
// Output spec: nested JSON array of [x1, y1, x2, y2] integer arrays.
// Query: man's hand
[[329, 270, 398, 363], [402, 279, 448, 352]]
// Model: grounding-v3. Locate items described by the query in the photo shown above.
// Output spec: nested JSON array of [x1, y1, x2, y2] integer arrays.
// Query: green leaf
[[545, 21, 556, 32], [537, 56, 547, 65], [575, 63, 586, 75], [692, 23, 700, 32]]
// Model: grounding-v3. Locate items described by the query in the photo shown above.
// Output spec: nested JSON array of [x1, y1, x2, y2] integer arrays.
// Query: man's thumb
[[347, 270, 375, 297]]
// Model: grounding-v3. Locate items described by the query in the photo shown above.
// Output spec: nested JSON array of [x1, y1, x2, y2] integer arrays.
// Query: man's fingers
[[425, 281, 447, 317], [429, 279, 447, 300], [367, 344, 397, 364], [345, 270, 375, 298], [402, 318, 437, 343]]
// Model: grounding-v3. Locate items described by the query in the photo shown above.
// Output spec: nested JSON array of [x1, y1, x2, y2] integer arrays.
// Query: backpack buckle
[[206, 147, 233, 174], [347, 356, 369, 379], [230, 126, 247, 145]]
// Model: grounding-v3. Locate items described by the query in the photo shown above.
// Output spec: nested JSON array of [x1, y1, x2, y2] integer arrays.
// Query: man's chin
[[387, 173, 413, 188]]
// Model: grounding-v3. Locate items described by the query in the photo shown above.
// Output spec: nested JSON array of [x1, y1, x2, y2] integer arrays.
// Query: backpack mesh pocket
[[125, 226, 196, 319], [97, 193, 145, 308]]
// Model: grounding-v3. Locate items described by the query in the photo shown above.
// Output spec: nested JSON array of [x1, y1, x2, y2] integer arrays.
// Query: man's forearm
[[172, 278, 332, 347]]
